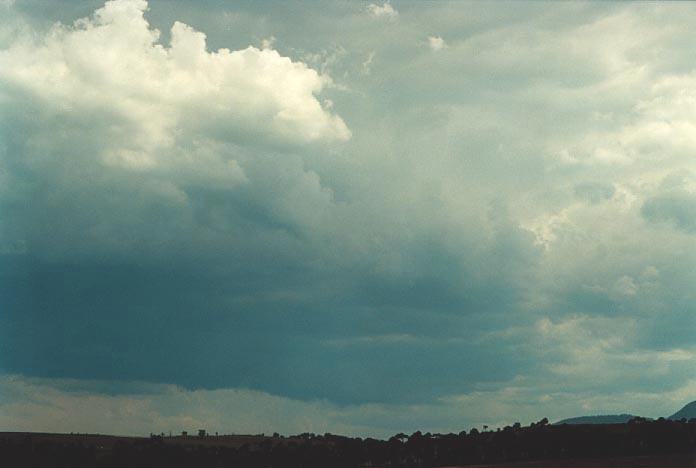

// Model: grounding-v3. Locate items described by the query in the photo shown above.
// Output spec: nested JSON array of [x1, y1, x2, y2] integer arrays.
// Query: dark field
[[0, 431, 280, 449], [4, 418, 696, 467], [460, 453, 696, 467]]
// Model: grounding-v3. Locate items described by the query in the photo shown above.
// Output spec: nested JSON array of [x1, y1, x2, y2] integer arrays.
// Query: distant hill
[[668, 401, 696, 420], [555, 414, 638, 425], [554, 400, 696, 425]]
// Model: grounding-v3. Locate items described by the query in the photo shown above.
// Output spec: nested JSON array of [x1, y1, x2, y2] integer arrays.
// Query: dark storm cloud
[[0, 256, 533, 404]]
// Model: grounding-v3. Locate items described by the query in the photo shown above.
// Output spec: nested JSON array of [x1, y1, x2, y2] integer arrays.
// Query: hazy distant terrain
[[554, 400, 696, 426], [555, 414, 639, 425]]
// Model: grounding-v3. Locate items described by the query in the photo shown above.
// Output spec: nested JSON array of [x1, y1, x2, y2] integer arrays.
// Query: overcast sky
[[2, 0, 696, 438]]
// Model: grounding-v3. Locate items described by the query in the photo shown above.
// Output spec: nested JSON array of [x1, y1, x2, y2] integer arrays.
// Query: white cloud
[[367, 2, 398, 19], [0, 0, 350, 161], [261, 35, 276, 50], [428, 35, 446, 51], [613, 275, 638, 297]]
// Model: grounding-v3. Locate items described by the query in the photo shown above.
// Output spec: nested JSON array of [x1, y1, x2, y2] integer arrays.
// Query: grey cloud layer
[[2, 0, 696, 433]]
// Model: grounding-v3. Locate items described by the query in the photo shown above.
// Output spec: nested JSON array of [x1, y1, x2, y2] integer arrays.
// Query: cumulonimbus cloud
[[0, 0, 352, 262]]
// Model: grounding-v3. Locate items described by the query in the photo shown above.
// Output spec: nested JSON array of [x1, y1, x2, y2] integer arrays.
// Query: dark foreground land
[[3, 418, 696, 467], [460, 453, 696, 467]]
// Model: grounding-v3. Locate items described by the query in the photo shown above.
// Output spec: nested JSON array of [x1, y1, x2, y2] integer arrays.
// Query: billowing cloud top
[[368, 2, 398, 19], [428, 35, 446, 51], [0, 0, 350, 162]]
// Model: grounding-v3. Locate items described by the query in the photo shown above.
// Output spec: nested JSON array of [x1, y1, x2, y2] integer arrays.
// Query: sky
[[2, 0, 696, 438]]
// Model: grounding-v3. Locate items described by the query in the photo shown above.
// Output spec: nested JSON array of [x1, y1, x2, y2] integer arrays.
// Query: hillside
[[668, 401, 696, 420]]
